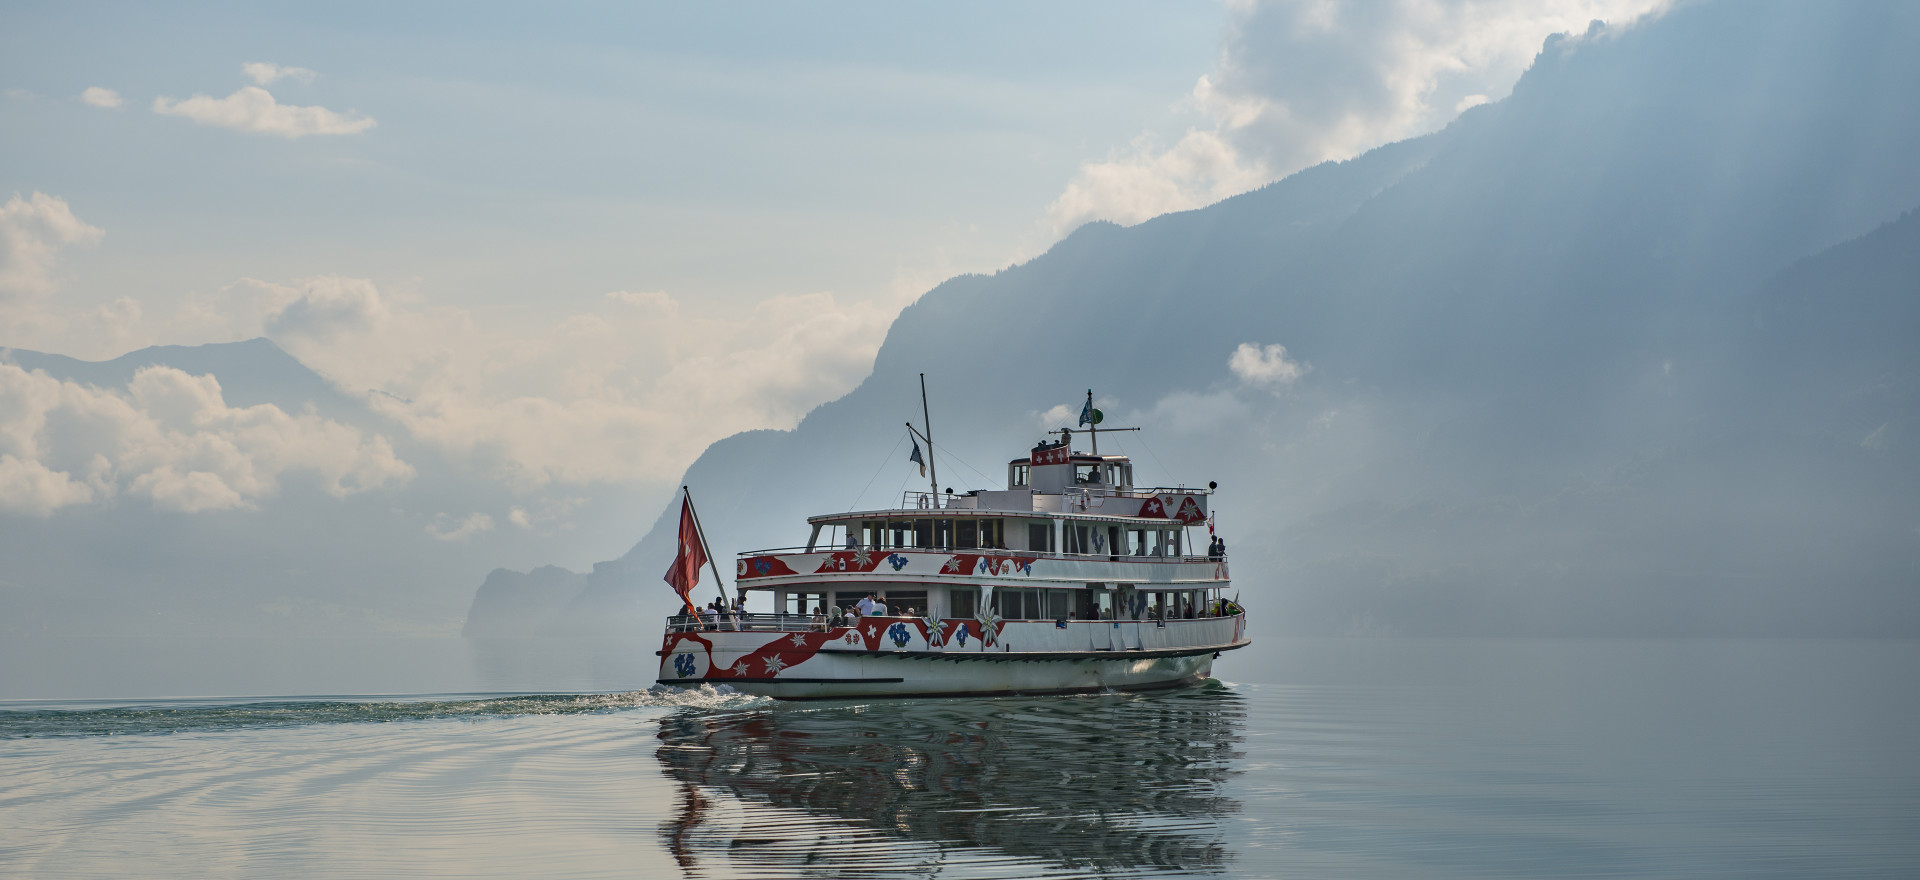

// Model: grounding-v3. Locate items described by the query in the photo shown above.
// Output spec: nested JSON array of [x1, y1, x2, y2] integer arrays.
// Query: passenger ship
[[655, 408, 1248, 699]]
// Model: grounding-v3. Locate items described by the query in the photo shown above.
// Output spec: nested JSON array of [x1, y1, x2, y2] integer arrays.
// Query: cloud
[[246, 276, 905, 490], [0, 363, 413, 516], [79, 87, 123, 109], [153, 86, 375, 138], [1046, 129, 1272, 234], [264, 275, 390, 340], [1037, 403, 1078, 428], [1049, 0, 1671, 232], [0, 454, 96, 516], [242, 62, 318, 87], [427, 511, 494, 541], [1229, 342, 1308, 388], [0, 192, 104, 302]]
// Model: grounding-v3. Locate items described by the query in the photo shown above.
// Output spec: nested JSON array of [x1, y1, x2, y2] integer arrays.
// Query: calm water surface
[[2, 639, 1915, 878]]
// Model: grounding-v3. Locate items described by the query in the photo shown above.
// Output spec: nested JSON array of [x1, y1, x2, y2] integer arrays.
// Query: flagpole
[[681, 486, 729, 603], [1086, 388, 1099, 455], [920, 373, 939, 504]]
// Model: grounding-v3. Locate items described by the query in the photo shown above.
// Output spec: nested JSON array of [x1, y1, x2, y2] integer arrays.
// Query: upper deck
[[736, 434, 1227, 588]]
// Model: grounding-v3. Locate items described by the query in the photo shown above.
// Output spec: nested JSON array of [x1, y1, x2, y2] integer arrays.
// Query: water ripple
[[0, 684, 767, 739]]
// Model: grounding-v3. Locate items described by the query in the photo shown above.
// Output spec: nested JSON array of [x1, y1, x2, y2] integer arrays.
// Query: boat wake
[[0, 684, 767, 739]]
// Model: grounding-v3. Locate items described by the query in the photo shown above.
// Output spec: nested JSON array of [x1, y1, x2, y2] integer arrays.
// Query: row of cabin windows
[[853, 518, 1028, 551], [781, 590, 929, 617], [779, 586, 1221, 621], [1063, 524, 1183, 557], [1007, 463, 1133, 487], [839, 518, 1183, 556]]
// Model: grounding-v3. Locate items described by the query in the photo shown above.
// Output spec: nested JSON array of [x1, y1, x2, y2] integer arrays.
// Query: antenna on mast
[[1087, 388, 1098, 455], [920, 374, 939, 505]]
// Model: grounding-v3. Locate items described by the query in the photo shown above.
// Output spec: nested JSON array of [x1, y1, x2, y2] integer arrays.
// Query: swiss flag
[[662, 495, 706, 615]]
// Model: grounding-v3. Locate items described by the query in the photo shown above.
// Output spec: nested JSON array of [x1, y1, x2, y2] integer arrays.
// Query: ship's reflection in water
[[655, 683, 1246, 878]]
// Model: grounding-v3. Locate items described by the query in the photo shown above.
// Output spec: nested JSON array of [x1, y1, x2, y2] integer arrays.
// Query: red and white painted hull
[[657, 614, 1249, 699]]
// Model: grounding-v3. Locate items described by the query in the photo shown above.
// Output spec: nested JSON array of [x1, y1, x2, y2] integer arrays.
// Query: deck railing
[[664, 609, 1242, 634], [666, 611, 871, 634], [736, 544, 1224, 565]]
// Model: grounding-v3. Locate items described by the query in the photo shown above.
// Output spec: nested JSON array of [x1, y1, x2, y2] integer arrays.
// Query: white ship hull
[[657, 614, 1248, 699]]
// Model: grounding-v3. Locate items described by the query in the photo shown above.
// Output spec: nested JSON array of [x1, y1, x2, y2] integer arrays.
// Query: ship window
[[1128, 529, 1146, 555], [885, 591, 927, 617], [1046, 590, 1069, 620], [934, 519, 953, 549], [957, 520, 977, 549], [1027, 522, 1053, 553], [983, 519, 1004, 549], [914, 518, 933, 548], [1010, 464, 1029, 487], [949, 588, 978, 619], [992, 588, 1043, 620], [1074, 464, 1100, 484]]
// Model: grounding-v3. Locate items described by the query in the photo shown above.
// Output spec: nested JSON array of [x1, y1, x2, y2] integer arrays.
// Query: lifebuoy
[[918, 494, 931, 509]]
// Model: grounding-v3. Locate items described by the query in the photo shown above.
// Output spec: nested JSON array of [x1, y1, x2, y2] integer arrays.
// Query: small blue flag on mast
[[908, 435, 926, 476]]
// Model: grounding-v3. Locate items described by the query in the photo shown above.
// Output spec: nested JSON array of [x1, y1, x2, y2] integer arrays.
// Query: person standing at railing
[[812, 605, 828, 632]]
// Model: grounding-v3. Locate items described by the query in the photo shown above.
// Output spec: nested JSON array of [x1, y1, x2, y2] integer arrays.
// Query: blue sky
[[1, 0, 1668, 502], [2, 2, 1225, 318]]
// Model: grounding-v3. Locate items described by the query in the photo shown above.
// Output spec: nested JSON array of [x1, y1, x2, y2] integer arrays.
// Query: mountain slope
[[470, 0, 1920, 639]]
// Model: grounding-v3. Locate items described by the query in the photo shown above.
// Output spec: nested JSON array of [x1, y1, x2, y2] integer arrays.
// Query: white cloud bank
[[426, 511, 494, 542], [0, 192, 103, 302], [1229, 342, 1308, 388], [1047, 0, 1671, 233], [80, 87, 123, 109], [0, 363, 412, 516], [251, 276, 903, 489], [154, 64, 371, 138], [0, 192, 903, 499], [242, 62, 318, 87]]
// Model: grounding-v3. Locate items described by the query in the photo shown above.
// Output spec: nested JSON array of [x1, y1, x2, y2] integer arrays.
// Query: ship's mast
[[1087, 388, 1098, 455], [920, 373, 939, 504]]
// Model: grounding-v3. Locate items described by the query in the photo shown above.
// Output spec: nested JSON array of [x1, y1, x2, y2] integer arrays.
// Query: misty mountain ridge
[[468, 0, 1920, 640], [0, 337, 660, 637]]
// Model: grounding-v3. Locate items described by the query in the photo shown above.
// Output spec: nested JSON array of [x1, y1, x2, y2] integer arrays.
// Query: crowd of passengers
[[679, 589, 1239, 632]]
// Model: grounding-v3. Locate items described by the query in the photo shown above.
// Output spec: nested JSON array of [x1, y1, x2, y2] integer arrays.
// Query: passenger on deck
[[872, 596, 890, 616], [830, 605, 847, 628], [855, 592, 879, 616], [811, 605, 827, 632]]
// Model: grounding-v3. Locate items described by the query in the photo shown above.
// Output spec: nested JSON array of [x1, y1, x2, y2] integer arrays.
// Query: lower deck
[[658, 613, 1249, 698]]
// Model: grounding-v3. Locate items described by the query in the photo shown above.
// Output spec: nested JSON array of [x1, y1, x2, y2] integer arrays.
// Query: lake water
[[2, 638, 1916, 878]]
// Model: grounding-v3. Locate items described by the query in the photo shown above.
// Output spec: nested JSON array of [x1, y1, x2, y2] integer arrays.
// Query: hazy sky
[[1, 0, 1668, 499]]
